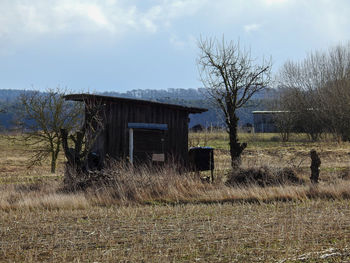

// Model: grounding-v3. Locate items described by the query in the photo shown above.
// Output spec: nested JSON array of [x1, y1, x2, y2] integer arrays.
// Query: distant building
[[241, 123, 254, 133], [252, 111, 286, 133]]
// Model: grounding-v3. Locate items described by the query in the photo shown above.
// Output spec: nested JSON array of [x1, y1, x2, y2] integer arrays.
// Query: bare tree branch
[[277, 42, 350, 142], [198, 37, 272, 167], [12, 87, 83, 173]]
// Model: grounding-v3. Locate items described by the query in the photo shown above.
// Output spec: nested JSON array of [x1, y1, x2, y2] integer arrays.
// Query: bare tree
[[320, 44, 350, 141], [269, 87, 294, 142], [272, 85, 323, 142], [277, 59, 326, 141], [198, 37, 271, 167], [277, 43, 350, 142], [15, 88, 83, 173]]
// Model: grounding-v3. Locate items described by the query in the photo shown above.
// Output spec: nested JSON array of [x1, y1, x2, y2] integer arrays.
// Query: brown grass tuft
[[226, 166, 304, 187], [0, 182, 89, 211]]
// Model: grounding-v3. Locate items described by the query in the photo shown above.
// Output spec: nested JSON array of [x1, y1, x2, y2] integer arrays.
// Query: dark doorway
[[133, 129, 167, 164]]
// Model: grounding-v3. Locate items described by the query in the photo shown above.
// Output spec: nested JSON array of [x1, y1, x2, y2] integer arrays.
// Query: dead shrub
[[226, 166, 304, 187], [62, 161, 213, 203], [62, 164, 118, 192]]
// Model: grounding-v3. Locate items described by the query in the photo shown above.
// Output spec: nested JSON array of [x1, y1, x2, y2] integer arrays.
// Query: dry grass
[[2, 163, 350, 211], [2, 132, 350, 208], [0, 134, 64, 184], [0, 182, 89, 211], [1, 201, 349, 262], [1, 133, 350, 261]]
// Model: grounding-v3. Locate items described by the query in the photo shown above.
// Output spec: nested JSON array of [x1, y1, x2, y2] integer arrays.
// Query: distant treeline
[[0, 88, 276, 130]]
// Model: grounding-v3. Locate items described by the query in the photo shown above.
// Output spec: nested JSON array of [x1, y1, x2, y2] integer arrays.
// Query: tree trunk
[[51, 152, 56, 173], [61, 128, 85, 171], [228, 115, 247, 168]]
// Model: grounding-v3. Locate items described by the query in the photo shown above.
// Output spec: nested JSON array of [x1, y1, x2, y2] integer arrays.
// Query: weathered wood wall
[[94, 101, 190, 164]]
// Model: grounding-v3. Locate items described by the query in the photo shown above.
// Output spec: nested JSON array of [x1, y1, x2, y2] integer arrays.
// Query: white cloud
[[169, 34, 186, 48], [169, 34, 196, 49], [1, 0, 350, 57], [17, 4, 50, 33], [0, 0, 206, 41], [53, 2, 113, 31], [262, 0, 288, 5], [244, 23, 261, 33]]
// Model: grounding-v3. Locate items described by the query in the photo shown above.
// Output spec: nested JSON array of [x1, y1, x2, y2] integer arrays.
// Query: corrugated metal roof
[[64, 93, 207, 114]]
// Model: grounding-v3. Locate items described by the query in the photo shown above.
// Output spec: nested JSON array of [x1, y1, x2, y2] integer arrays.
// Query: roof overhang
[[64, 93, 207, 114]]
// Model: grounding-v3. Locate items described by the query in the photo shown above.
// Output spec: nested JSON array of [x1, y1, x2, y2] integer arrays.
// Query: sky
[[1, 0, 350, 93]]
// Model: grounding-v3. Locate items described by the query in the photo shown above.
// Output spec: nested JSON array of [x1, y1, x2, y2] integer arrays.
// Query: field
[[1, 133, 350, 262]]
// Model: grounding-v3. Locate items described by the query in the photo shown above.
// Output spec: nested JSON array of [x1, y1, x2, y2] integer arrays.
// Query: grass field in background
[[1, 132, 350, 262]]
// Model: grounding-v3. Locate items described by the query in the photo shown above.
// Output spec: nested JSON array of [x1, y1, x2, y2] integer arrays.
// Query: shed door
[[133, 129, 167, 164]]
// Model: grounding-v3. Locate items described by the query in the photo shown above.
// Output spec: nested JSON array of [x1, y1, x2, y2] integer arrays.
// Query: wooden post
[[129, 128, 133, 164], [310, 149, 321, 184], [210, 150, 214, 183]]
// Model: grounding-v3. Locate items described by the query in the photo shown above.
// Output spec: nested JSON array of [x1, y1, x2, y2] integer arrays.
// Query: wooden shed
[[64, 94, 207, 166]]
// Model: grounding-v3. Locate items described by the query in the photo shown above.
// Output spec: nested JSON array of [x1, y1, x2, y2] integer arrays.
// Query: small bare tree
[[198, 37, 271, 167], [15, 88, 83, 173]]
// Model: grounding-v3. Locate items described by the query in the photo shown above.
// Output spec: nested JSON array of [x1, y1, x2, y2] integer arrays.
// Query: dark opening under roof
[[64, 93, 207, 114]]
